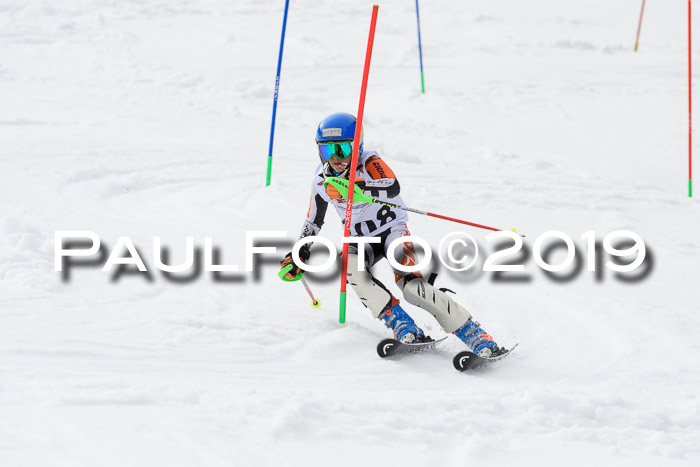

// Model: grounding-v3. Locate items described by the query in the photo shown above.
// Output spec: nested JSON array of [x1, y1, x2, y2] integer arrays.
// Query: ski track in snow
[[1, 0, 700, 465]]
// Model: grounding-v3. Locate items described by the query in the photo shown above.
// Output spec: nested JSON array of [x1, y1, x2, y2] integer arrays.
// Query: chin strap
[[323, 165, 349, 179], [322, 159, 361, 180]]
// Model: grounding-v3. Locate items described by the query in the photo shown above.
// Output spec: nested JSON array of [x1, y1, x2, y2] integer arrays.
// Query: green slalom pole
[[266, 157, 273, 186], [339, 291, 347, 322]]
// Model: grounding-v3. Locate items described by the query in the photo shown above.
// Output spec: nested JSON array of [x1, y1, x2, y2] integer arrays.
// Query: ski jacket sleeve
[[299, 179, 329, 241], [362, 154, 401, 199]]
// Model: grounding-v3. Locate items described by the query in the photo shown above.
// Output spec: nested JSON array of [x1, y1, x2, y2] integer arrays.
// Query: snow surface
[[1, 0, 700, 465]]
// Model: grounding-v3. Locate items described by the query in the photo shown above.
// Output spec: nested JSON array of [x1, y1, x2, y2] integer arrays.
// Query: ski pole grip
[[278, 264, 302, 282]]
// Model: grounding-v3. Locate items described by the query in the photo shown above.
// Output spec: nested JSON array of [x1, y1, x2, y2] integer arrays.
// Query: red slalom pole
[[634, 0, 646, 52], [339, 5, 379, 324]]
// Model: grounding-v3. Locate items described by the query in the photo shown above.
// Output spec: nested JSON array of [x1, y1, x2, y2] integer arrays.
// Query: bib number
[[353, 206, 397, 236]]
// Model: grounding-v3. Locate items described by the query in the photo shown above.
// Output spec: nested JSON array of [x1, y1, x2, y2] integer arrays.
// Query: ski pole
[[301, 275, 322, 308], [324, 177, 522, 235], [278, 265, 322, 308], [634, 0, 646, 52]]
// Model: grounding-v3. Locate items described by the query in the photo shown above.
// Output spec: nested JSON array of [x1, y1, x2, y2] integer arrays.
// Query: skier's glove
[[279, 246, 310, 281], [325, 178, 365, 200]]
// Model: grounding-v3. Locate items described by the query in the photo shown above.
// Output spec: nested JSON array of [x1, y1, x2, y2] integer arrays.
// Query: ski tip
[[377, 338, 397, 358], [453, 351, 478, 371]]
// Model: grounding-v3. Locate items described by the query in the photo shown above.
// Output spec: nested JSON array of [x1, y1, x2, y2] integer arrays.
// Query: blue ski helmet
[[315, 113, 364, 178]]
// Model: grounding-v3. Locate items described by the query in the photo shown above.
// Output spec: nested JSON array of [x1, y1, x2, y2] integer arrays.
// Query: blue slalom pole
[[266, 0, 290, 186], [415, 0, 425, 93]]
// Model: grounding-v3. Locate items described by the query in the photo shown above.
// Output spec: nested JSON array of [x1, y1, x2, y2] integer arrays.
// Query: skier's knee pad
[[402, 278, 471, 333], [347, 253, 395, 318]]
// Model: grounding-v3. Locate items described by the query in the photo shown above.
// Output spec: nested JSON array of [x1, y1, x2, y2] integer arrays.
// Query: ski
[[452, 343, 518, 371], [376, 336, 447, 358]]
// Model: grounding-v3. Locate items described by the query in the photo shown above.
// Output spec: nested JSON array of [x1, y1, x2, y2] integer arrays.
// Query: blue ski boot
[[379, 304, 426, 344], [454, 318, 502, 357]]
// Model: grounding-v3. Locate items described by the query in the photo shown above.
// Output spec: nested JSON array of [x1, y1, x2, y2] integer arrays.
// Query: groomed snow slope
[[1, 0, 699, 465]]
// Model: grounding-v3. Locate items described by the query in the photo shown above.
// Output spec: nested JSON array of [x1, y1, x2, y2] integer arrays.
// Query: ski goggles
[[318, 141, 353, 160]]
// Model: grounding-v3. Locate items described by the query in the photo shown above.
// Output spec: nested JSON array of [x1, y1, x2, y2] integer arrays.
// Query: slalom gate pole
[[266, 0, 290, 187], [634, 0, 646, 52], [339, 5, 379, 324], [324, 177, 521, 235], [415, 0, 425, 93], [690, 0, 694, 197]]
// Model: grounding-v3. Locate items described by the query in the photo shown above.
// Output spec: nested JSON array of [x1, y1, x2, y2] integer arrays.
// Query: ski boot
[[454, 318, 506, 358], [379, 303, 429, 344]]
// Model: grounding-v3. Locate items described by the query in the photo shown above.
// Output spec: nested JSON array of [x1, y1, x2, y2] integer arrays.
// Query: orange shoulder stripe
[[365, 155, 396, 180]]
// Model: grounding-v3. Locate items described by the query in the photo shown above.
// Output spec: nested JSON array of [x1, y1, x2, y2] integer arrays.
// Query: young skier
[[280, 112, 506, 357]]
